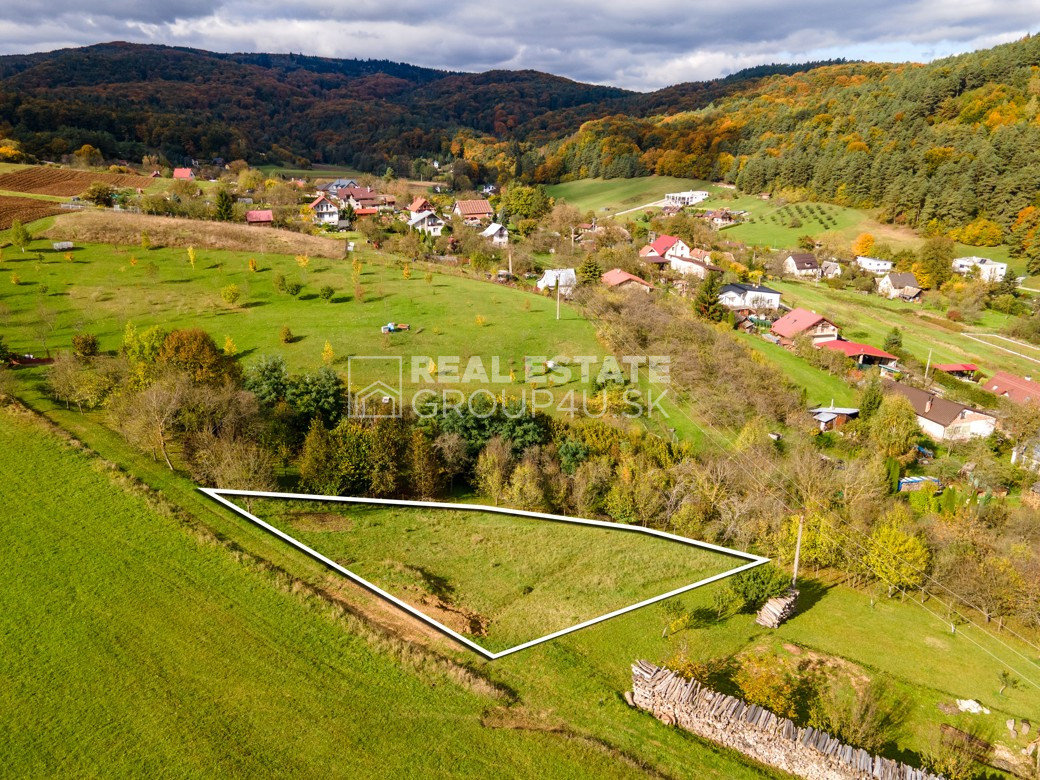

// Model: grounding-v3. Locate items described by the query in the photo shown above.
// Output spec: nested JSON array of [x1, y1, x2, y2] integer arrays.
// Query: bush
[[220, 284, 241, 306], [71, 332, 100, 357], [319, 285, 335, 302], [279, 326, 294, 344], [727, 563, 790, 612], [272, 272, 286, 293], [284, 280, 303, 297]]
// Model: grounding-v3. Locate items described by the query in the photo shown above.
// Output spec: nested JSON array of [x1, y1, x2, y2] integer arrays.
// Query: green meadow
[[242, 498, 743, 653]]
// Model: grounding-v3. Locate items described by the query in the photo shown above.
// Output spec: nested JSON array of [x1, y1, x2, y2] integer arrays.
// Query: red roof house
[[602, 268, 653, 291], [452, 199, 494, 223], [172, 167, 195, 180], [770, 308, 839, 345], [983, 371, 1040, 404], [245, 209, 274, 225], [818, 339, 898, 367]]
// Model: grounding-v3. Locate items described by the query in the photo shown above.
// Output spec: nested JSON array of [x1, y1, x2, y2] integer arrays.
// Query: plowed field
[[0, 195, 64, 229], [0, 167, 154, 196]]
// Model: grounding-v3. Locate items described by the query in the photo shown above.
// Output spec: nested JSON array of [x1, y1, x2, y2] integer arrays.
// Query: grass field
[[736, 332, 857, 407], [545, 176, 716, 214], [769, 280, 1040, 380], [0, 409, 657, 779], [0, 234, 604, 394], [259, 164, 364, 180], [243, 498, 743, 653], [8, 376, 1040, 777]]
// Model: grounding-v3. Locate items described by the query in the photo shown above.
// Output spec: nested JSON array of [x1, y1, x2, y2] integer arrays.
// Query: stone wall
[[630, 660, 942, 780]]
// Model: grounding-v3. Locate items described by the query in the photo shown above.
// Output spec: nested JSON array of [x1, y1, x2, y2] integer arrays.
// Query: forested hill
[[0, 42, 839, 172], [536, 35, 1040, 251]]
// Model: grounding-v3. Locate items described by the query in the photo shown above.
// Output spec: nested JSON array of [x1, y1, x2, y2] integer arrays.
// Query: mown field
[[545, 176, 716, 214], [244, 499, 742, 653], [0, 409, 659, 779]]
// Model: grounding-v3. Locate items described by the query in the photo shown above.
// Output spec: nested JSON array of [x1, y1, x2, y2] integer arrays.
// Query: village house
[[983, 371, 1039, 404], [309, 194, 340, 225], [640, 234, 690, 261], [933, 363, 978, 381], [718, 283, 781, 311], [770, 308, 840, 346], [952, 255, 1008, 282], [407, 210, 444, 237], [821, 260, 842, 279], [452, 199, 494, 225], [783, 253, 821, 279], [664, 190, 709, 207], [536, 268, 577, 297], [321, 178, 357, 195], [670, 254, 724, 280], [407, 196, 434, 217], [480, 222, 509, 247], [339, 186, 389, 211], [245, 209, 274, 226], [854, 255, 893, 275], [602, 268, 653, 292], [702, 208, 736, 228], [809, 405, 860, 432], [885, 381, 997, 441], [172, 167, 195, 180], [877, 271, 922, 301], [818, 339, 898, 369]]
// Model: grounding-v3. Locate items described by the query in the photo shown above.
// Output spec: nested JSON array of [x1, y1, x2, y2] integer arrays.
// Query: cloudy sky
[[1, 1, 1037, 90]]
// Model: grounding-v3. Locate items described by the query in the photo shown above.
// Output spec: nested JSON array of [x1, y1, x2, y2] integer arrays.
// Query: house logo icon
[[348, 356, 403, 418]]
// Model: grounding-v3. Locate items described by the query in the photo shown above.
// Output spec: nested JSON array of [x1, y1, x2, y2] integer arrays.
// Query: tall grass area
[[246, 499, 741, 652], [545, 176, 714, 213], [0, 410, 653, 779]]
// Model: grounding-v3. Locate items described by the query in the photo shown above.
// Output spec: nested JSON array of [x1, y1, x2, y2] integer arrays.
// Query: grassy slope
[[770, 280, 1040, 379], [0, 411, 648, 779], [736, 332, 857, 407], [0, 237, 602, 391], [9, 365, 1040, 776], [248, 500, 739, 652], [545, 176, 715, 213]]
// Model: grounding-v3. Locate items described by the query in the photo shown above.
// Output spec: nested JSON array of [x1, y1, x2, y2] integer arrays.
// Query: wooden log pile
[[755, 589, 799, 628], [630, 661, 943, 780]]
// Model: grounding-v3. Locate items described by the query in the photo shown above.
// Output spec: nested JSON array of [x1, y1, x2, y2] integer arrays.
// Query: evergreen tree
[[577, 255, 602, 285], [214, 188, 234, 221], [692, 272, 725, 322], [859, 376, 883, 420], [883, 327, 903, 352]]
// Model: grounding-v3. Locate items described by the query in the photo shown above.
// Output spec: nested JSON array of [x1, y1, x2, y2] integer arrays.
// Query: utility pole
[[924, 348, 932, 381], [556, 280, 561, 321], [792, 514, 804, 588]]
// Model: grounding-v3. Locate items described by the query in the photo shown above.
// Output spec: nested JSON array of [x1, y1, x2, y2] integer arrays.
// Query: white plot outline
[[201, 488, 769, 660]]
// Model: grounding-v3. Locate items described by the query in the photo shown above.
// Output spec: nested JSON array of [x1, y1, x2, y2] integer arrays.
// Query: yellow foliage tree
[[851, 233, 875, 257], [295, 254, 310, 269], [322, 340, 335, 365], [223, 335, 237, 356], [187, 246, 197, 270]]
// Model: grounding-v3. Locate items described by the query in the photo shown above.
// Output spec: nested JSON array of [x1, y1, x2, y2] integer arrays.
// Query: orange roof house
[[601, 268, 653, 291]]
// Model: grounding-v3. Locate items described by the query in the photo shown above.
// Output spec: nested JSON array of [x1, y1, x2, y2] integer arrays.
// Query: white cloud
[[0, 1, 1037, 89]]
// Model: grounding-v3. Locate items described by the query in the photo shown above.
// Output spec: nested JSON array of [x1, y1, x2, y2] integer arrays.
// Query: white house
[[480, 222, 509, 247], [668, 248, 723, 279], [309, 194, 340, 225], [952, 256, 1008, 282], [640, 234, 690, 261], [885, 381, 996, 442], [536, 268, 577, 297], [821, 260, 842, 279], [783, 253, 821, 278], [664, 190, 709, 207], [854, 255, 893, 275], [407, 210, 444, 237], [718, 283, 781, 311], [877, 271, 921, 301]]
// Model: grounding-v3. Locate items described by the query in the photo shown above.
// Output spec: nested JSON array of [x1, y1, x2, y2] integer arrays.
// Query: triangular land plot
[[205, 490, 766, 659]]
